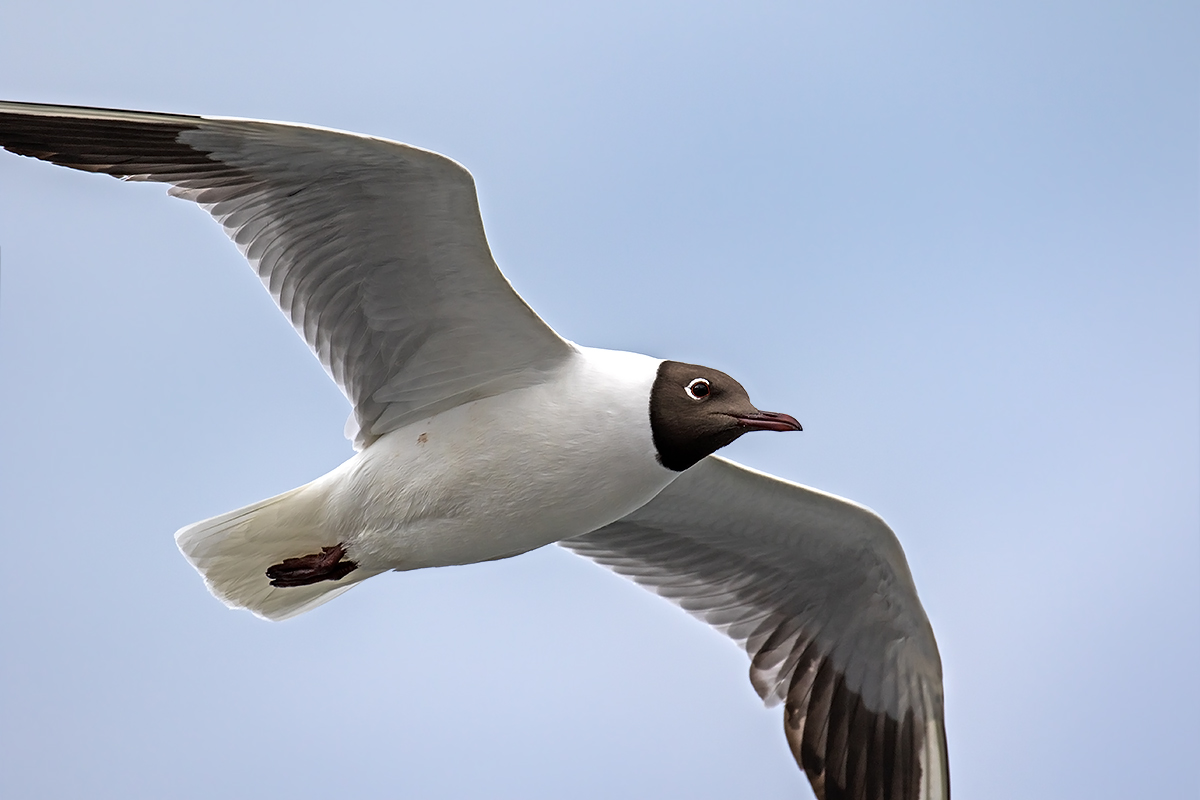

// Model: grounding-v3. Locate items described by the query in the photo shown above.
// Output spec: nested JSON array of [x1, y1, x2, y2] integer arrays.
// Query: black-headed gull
[[0, 101, 949, 800]]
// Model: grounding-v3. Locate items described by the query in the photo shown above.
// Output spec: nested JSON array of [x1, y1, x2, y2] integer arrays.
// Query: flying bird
[[0, 101, 949, 800]]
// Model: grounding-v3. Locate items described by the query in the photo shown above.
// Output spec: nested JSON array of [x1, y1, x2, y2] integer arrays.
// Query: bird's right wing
[[0, 101, 574, 447], [561, 455, 948, 800]]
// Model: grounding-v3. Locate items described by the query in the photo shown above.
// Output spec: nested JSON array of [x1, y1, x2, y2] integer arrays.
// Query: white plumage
[[179, 346, 672, 620]]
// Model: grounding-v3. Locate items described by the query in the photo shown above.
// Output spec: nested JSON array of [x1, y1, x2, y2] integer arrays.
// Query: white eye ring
[[685, 378, 711, 400]]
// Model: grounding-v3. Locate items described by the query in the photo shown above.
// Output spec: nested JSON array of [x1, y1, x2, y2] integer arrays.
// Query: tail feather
[[175, 485, 372, 621]]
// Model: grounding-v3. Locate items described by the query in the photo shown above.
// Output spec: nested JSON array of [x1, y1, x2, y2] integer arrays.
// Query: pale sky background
[[1, 2, 1196, 798]]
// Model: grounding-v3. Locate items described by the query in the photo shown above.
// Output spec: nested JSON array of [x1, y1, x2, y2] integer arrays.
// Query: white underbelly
[[317, 349, 675, 571]]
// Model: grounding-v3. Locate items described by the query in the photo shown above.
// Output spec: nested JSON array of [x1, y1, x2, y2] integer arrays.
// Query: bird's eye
[[685, 378, 711, 400]]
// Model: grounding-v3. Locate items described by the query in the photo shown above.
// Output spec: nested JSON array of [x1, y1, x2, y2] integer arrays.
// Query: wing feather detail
[[0, 101, 572, 446], [561, 455, 949, 800]]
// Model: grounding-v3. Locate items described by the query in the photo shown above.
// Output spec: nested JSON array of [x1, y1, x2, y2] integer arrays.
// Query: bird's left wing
[[560, 455, 949, 800], [0, 101, 573, 447]]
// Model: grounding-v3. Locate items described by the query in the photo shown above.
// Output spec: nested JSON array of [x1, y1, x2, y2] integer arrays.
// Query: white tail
[[175, 484, 372, 621]]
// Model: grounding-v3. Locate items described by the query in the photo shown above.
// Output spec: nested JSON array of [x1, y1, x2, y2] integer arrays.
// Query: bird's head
[[649, 360, 801, 471]]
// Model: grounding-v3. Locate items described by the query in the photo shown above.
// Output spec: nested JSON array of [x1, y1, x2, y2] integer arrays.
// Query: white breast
[[312, 346, 677, 571]]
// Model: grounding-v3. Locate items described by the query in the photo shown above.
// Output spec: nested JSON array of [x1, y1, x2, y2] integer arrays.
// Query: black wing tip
[[785, 658, 947, 800], [0, 99, 204, 125], [0, 101, 213, 178]]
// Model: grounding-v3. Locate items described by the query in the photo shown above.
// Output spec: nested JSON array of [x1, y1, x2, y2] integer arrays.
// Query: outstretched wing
[[0, 101, 573, 447], [562, 456, 949, 800]]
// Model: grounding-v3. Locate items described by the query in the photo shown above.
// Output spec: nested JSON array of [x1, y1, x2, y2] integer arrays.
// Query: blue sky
[[1, 2, 1196, 798]]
